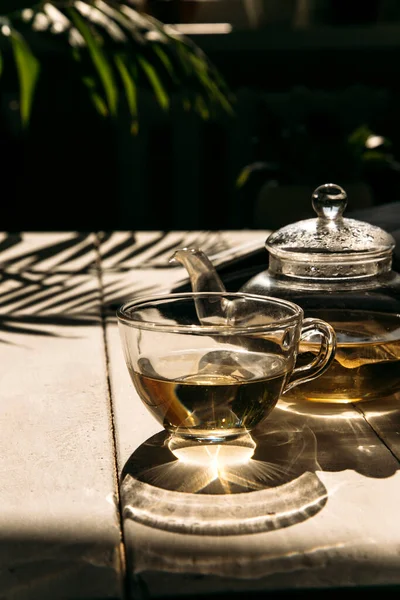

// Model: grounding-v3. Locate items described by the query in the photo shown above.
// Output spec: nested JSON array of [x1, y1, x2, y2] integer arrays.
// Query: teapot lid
[[265, 183, 396, 280]]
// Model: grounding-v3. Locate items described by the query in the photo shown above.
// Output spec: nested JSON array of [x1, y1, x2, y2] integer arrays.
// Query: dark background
[[3, 0, 400, 232]]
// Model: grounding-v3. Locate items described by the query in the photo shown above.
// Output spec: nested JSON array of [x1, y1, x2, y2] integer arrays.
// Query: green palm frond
[[0, 1, 234, 130]]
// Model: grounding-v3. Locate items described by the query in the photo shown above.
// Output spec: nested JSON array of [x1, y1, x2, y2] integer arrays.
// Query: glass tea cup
[[117, 292, 336, 451]]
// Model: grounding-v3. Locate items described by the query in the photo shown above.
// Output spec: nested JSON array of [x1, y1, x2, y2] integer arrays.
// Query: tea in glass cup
[[117, 292, 336, 448]]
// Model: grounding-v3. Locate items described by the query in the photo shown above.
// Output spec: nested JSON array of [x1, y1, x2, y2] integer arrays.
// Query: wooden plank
[[0, 260, 124, 597], [106, 267, 400, 598]]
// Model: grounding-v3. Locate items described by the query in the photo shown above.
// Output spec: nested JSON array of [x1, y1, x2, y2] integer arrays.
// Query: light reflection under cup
[[168, 431, 256, 468]]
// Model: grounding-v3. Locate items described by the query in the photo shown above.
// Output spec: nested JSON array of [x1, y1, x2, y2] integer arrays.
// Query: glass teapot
[[170, 184, 400, 405]]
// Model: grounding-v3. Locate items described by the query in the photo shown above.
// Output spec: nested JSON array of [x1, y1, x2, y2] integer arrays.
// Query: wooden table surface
[[1, 231, 400, 600]]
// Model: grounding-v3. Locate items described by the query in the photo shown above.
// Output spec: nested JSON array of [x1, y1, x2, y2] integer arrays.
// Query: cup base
[[168, 430, 256, 466]]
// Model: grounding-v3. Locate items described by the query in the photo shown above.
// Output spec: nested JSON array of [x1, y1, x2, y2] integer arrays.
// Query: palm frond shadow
[[0, 233, 23, 254], [98, 231, 165, 263], [0, 230, 244, 343], [1, 270, 49, 289], [0, 308, 100, 345], [1, 269, 100, 345], [0, 232, 97, 272], [0, 241, 166, 343], [128, 232, 231, 269], [1, 275, 96, 309], [0, 314, 99, 342], [97, 231, 231, 269]]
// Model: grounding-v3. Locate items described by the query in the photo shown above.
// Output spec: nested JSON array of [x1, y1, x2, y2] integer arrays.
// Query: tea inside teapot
[[286, 309, 400, 403]]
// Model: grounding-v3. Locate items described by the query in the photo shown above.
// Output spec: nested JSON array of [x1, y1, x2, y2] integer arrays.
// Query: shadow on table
[[276, 394, 400, 477], [121, 419, 326, 537], [121, 395, 400, 538], [0, 532, 121, 599]]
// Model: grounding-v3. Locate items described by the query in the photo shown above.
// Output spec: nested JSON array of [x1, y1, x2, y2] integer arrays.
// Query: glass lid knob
[[312, 183, 347, 220]]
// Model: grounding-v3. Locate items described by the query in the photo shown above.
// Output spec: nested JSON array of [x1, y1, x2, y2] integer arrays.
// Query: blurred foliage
[[236, 86, 400, 191], [0, 1, 234, 131]]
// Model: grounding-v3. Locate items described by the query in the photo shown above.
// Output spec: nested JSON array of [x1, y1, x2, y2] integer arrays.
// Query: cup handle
[[283, 317, 337, 394]]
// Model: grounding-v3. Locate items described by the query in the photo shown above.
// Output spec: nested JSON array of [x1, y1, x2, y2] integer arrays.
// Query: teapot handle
[[283, 318, 337, 393]]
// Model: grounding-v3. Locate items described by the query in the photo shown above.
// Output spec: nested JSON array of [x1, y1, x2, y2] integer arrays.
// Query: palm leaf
[[0, 18, 40, 126], [152, 45, 176, 82], [114, 52, 138, 131], [137, 54, 169, 110], [68, 4, 118, 116], [10, 30, 40, 126], [0, 0, 234, 129], [81, 75, 109, 116]]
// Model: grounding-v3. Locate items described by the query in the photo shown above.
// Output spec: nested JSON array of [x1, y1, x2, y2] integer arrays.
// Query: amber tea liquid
[[130, 349, 289, 438], [285, 310, 400, 404]]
